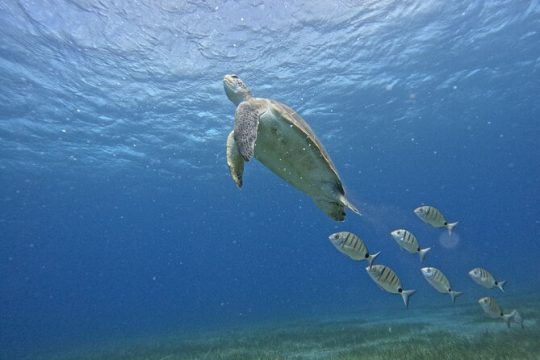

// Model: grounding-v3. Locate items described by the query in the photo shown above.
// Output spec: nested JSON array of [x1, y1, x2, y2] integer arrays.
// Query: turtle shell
[[268, 99, 344, 194]]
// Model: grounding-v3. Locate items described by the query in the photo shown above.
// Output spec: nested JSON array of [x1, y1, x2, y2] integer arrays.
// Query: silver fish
[[328, 232, 380, 267], [414, 205, 458, 234], [421, 267, 463, 303], [390, 229, 431, 262], [468, 267, 505, 292], [478, 297, 520, 328], [366, 264, 415, 307], [479, 296, 504, 318]]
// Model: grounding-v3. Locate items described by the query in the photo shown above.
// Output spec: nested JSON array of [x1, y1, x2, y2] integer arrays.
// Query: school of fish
[[327, 205, 524, 329]]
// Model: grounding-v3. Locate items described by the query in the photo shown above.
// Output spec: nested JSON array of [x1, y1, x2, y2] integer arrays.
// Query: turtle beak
[[223, 75, 235, 96], [224, 74, 237, 86]]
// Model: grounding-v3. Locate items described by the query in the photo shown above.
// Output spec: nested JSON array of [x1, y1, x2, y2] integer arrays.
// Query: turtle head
[[224, 74, 252, 105]]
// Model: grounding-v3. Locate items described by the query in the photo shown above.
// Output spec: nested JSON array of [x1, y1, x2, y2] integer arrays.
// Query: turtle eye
[[231, 74, 238, 79]]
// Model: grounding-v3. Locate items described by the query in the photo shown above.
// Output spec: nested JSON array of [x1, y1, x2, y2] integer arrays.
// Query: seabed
[[40, 296, 540, 360]]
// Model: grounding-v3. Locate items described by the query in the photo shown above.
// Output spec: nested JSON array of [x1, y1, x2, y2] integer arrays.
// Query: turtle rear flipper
[[234, 101, 259, 161], [226, 131, 244, 188], [313, 199, 346, 221]]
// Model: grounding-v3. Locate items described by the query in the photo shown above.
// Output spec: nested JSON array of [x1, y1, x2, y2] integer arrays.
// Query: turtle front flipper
[[233, 101, 260, 161], [226, 130, 244, 188]]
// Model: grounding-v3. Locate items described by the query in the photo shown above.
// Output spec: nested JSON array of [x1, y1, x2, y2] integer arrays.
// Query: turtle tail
[[339, 195, 361, 216]]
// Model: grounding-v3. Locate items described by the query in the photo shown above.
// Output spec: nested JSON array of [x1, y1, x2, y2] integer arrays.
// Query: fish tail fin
[[339, 195, 361, 216], [502, 312, 514, 328], [367, 251, 381, 269], [418, 247, 431, 262], [446, 221, 458, 235], [449, 290, 463, 304], [401, 289, 416, 308], [497, 280, 506, 292], [508, 309, 524, 329]]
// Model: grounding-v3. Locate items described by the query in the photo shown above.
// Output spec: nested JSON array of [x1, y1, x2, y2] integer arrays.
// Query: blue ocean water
[[1, 0, 539, 358]]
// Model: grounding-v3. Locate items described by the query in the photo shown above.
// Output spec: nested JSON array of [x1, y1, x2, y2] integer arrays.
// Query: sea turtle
[[223, 74, 360, 221]]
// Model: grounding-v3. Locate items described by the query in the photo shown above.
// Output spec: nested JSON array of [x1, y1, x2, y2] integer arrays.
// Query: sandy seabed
[[37, 295, 540, 360]]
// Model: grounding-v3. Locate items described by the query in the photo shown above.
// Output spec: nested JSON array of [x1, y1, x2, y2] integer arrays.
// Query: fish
[[478, 297, 521, 328], [468, 267, 506, 292], [420, 267, 463, 303], [328, 231, 380, 267], [414, 205, 458, 234], [390, 229, 431, 262], [366, 264, 415, 307], [478, 296, 504, 319]]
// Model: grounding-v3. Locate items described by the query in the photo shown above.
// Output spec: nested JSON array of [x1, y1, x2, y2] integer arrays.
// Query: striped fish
[[390, 229, 431, 262], [366, 264, 415, 307], [414, 205, 458, 234], [328, 231, 380, 267], [420, 267, 463, 303], [478, 297, 521, 328], [469, 267, 506, 292]]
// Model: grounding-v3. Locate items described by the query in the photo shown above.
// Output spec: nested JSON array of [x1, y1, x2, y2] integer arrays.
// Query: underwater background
[[1, 1, 539, 359]]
